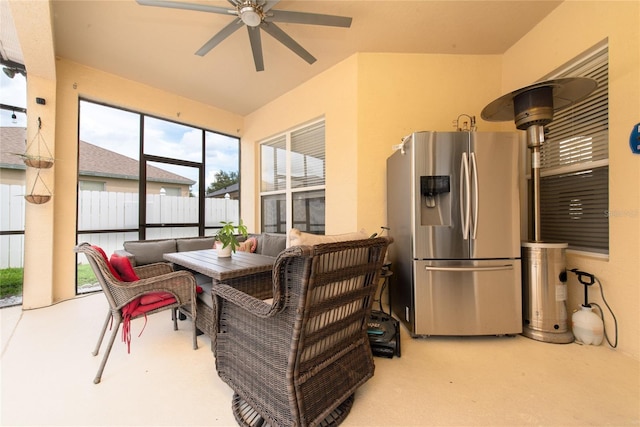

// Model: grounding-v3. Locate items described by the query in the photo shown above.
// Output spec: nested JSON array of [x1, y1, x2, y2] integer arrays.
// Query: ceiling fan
[[136, 0, 353, 71]]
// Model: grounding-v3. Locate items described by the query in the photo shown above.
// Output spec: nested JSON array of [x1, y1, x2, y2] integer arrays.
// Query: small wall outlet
[[36, 97, 46, 105]]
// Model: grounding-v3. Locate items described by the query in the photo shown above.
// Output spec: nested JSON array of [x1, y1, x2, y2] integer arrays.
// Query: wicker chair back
[[212, 237, 392, 426]]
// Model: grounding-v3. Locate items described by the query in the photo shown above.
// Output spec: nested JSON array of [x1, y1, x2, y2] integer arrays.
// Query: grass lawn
[[0, 264, 97, 298], [0, 268, 23, 298]]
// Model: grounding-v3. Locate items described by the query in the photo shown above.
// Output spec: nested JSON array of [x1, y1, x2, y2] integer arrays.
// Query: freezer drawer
[[412, 260, 522, 336]]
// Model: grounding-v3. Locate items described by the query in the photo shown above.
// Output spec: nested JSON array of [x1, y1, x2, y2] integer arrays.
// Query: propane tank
[[572, 305, 604, 345]]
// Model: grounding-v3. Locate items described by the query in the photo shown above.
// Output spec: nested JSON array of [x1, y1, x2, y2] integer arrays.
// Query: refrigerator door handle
[[470, 151, 479, 239], [460, 152, 470, 239], [425, 265, 514, 272]]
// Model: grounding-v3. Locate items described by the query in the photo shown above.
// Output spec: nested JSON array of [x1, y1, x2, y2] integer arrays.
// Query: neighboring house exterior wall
[[0, 167, 24, 186]]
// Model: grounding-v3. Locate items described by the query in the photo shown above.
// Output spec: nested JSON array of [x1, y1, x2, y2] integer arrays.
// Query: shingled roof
[[1, 127, 194, 185]]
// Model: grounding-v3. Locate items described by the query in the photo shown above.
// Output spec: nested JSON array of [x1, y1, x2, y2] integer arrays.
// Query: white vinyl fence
[[0, 186, 240, 268], [0, 185, 26, 268]]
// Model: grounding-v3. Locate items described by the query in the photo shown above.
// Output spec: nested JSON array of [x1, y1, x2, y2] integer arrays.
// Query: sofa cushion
[[259, 233, 287, 257], [289, 228, 369, 247], [123, 239, 177, 265], [176, 237, 216, 252], [197, 281, 214, 309]]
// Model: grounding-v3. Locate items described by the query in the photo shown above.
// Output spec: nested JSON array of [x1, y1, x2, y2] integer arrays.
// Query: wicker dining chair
[[75, 242, 198, 384], [211, 237, 392, 427]]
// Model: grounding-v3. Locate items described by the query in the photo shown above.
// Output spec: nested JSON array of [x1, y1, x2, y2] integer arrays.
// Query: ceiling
[[5, 1, 563, 116]]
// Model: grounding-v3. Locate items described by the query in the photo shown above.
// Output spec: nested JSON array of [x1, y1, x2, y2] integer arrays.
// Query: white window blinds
[[261, 135, 286, 192], [290, 121, 325, 189], [538, 45, 609, 254]]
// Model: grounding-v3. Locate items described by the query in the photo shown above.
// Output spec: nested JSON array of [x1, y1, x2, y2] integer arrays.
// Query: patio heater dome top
[[481, 77, 597, 130]]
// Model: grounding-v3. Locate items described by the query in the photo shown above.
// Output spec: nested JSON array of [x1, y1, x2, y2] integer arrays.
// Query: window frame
[[259, 119, 326, 234], [75, 98, 241, 293], [532, 41, 609, 255]]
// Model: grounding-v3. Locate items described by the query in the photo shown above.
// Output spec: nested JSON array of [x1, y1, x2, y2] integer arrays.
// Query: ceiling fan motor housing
[[513, 86, 554, 130], [239, 4, 263, 27]]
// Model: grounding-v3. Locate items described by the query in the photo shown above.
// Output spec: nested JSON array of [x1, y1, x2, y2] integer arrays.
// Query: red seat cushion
[[140, 291, 175, 305], [130, 295, 177, 316]]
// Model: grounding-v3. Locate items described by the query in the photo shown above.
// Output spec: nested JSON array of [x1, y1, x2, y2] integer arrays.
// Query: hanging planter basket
[[19, 154, 54, 169], [16, 117, 55, 169], [24, 194, 52, 204], [18, 117, 54, 205], [24, 169, 53, 205]]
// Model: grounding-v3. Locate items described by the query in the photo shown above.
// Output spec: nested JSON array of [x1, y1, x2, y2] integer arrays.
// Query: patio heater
[[481, 77, 597, 343]]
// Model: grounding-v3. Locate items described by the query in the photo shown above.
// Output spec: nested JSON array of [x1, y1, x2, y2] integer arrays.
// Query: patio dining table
[[163, 249, 275, 284], [163, 249, 276, 340]]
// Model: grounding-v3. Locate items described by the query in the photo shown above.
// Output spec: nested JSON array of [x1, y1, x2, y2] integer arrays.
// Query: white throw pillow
[[289, 228, 369, 247]]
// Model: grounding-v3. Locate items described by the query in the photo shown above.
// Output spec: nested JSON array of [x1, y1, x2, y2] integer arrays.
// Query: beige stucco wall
[[242, 3, 639, 360], [242, 55, 359, 234], [501, 1, 640, 359], [355, 53, 506, 231], [243, 53, 505, 236], [11, 0, 638, 360]]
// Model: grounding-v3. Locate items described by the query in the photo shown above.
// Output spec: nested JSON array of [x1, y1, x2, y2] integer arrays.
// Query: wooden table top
[[163, 249, 275, 282]]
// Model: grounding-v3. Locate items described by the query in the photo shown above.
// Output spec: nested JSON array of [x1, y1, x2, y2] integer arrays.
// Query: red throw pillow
[[110, 253, 140, 282], [91, 245, 123, 281], [237, 237, 258, 253]]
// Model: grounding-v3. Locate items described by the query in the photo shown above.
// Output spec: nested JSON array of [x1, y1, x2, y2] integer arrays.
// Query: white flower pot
[[216, 242, 232, 258]]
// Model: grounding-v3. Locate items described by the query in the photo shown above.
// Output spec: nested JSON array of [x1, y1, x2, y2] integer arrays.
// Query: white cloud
[[0, 73, 27, 127]]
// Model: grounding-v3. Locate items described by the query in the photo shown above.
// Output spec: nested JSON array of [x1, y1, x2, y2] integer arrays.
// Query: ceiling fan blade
[[136, 0, 236, 16], [247, 27, 264, 72], [195, 18, 243, 56], [260, 22, 316, 65], [267, 10, 352, 28], [262, 1, 280, 13]]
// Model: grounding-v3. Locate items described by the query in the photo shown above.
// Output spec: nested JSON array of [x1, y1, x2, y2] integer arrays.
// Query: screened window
[[536, 43, 609, 254], [260, 120, 325, 234], [76, 99, 240, 293]]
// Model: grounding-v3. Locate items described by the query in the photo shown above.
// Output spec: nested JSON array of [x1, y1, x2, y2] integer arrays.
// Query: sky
[[0, 72, 27, 127], [79, 100, 239, 195], [1, 73, 239, 195]]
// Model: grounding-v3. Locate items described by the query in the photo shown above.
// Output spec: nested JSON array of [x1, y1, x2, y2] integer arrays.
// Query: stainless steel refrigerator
[[387, 131, 522, 336]]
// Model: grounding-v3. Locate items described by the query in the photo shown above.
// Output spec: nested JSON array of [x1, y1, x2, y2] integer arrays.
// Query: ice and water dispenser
[[420, 175, 450, 226]]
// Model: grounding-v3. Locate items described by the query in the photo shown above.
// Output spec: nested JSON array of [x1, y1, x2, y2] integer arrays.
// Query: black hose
[[590, 276, 618, 348]]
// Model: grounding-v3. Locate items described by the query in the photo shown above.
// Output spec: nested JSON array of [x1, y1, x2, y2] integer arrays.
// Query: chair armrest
[[212, 284, 282, 318], [134, 262, 174, 279], [110, 271, 196, 309]]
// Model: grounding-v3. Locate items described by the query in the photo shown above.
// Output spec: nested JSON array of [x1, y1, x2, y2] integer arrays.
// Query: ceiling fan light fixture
[[239, 6, 262, 27]]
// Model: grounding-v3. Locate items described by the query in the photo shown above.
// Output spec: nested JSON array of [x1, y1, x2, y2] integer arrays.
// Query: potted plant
[[215, 220, 248, 257]]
